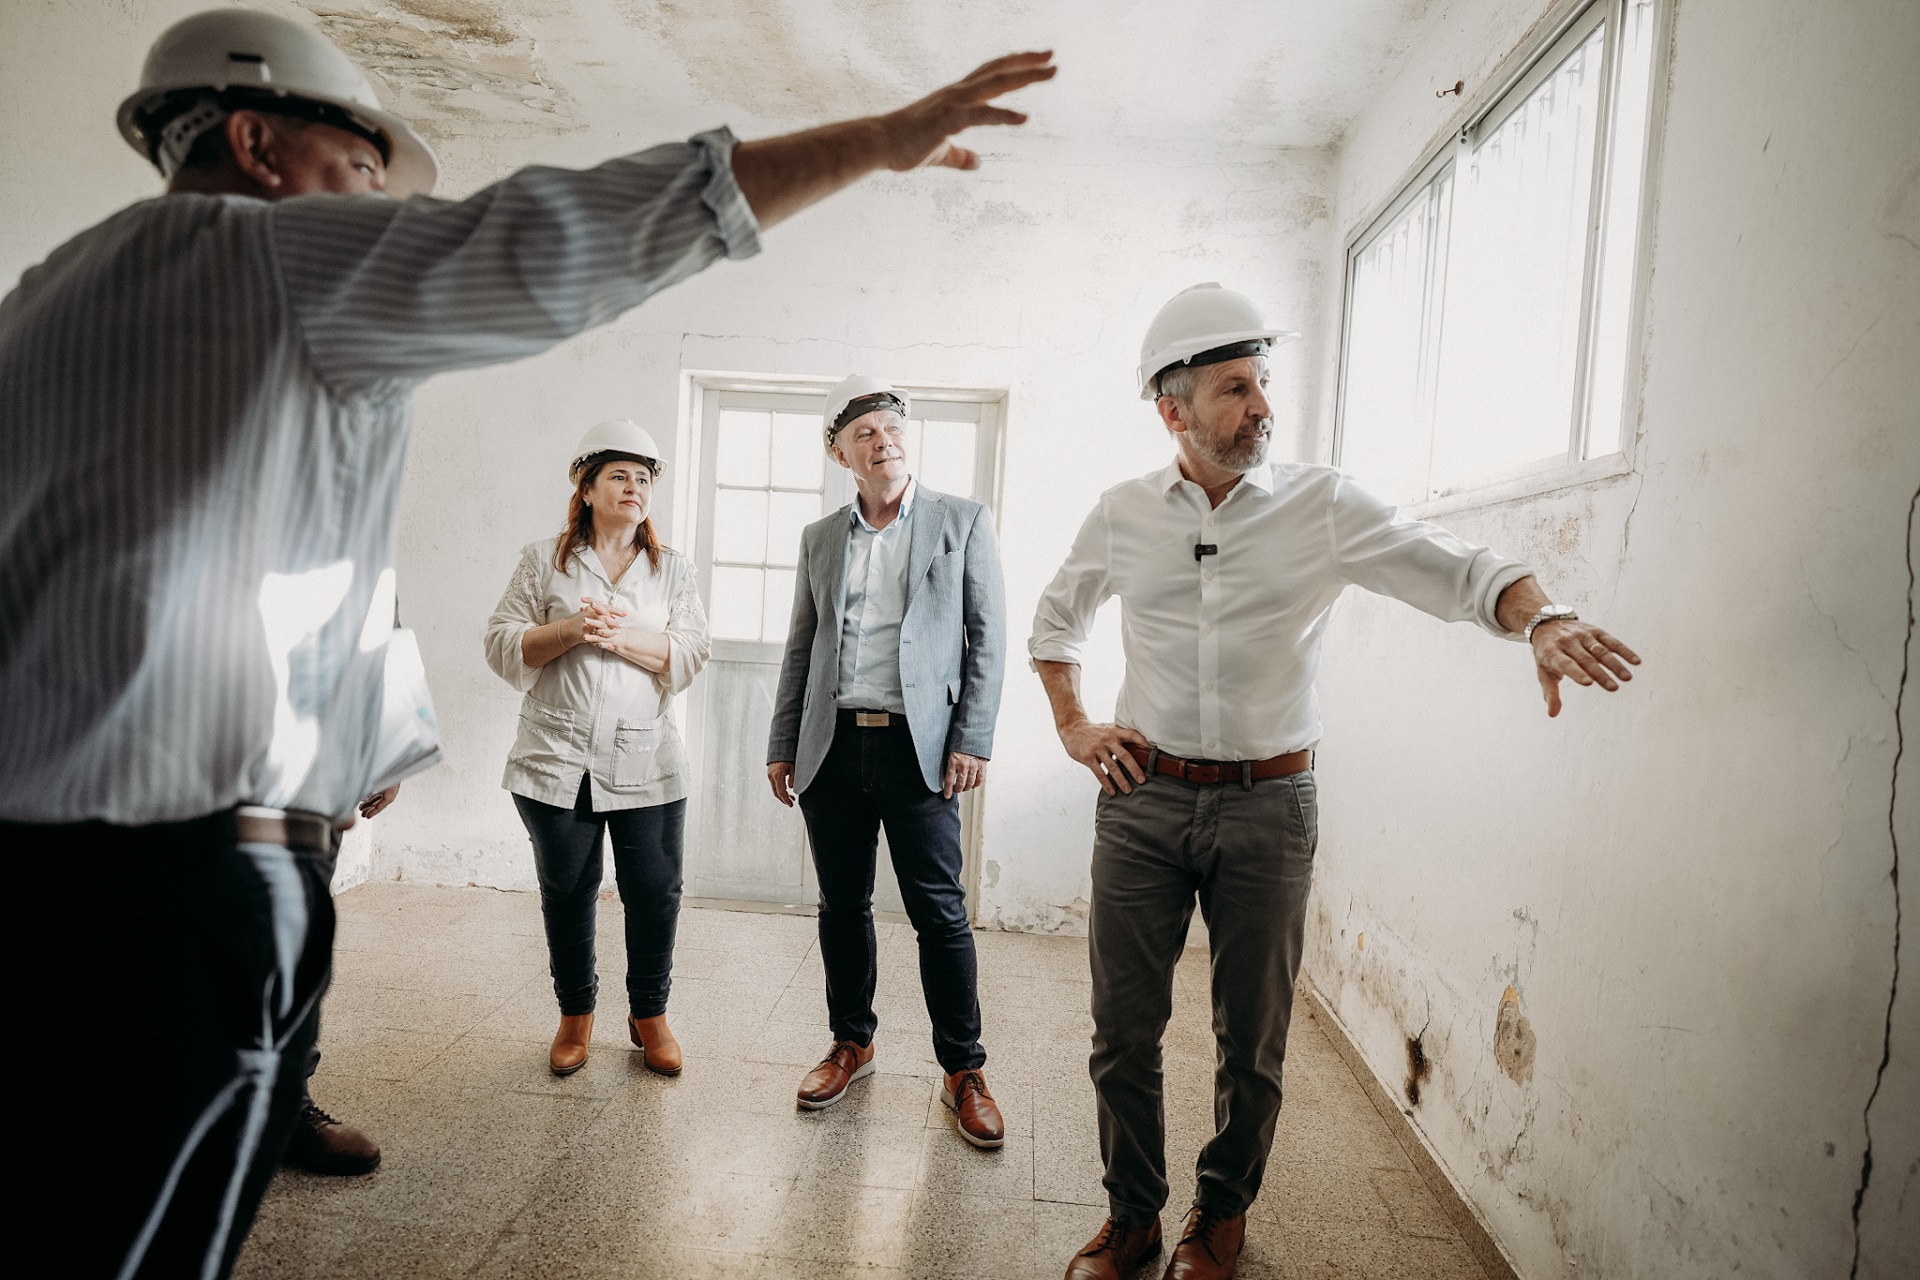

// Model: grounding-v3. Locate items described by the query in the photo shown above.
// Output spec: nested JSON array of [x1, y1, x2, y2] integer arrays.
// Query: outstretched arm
[[1493, 576, 1642, 718], [732, 52, 1056, 229]]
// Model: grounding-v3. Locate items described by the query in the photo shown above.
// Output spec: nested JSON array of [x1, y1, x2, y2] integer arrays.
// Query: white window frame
[[1331, 0, 1671, 517]]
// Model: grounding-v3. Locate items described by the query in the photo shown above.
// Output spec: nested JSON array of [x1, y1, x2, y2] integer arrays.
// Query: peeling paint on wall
[[1494, 984, 1536, 1085], [297, 0, 577, 140]]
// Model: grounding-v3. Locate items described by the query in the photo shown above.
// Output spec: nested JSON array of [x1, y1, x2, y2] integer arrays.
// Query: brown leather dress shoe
[[282, 1100, 381, 1176], [628, 1013, 682, 1076], [796, 1039, 874, 1109], [549, 1012, 594, 1076], [1064, 1217, 1162, 1279], [1161, 1205, 1245, 1280], [941, 1068, 1006, 1149]]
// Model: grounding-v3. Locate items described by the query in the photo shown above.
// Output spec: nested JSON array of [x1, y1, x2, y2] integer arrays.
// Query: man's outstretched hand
[[879, 51, 1058, 172], [1495, 576, 1643, 717], [1531, 620, 1642, 717], [733, 51, 1056, 228]]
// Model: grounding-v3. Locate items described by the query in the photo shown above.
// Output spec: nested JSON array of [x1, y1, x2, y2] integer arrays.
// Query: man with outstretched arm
[[1035, 284, 1641, 1280], [0, 9, 1051, 1276]]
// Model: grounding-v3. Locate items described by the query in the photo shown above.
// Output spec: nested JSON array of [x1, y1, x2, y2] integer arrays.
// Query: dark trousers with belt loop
[[1088, 766, 1319, 1225], [798, 712, 986, 1073], [7, 811, 335, 1280]]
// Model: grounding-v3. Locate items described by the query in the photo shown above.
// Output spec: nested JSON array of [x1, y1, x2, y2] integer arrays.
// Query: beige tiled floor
[[235, 883, 1491, 1279]]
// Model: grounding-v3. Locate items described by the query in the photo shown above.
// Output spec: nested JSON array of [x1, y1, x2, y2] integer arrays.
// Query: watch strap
[[1524, 606, 1579, 643]]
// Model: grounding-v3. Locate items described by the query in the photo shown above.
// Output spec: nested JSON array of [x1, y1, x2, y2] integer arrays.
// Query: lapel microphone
[[1194, 543, 1218, 562]]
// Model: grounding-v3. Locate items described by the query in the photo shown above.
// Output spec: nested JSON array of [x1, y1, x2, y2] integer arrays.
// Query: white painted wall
[[1303, 1, 1920, 1277]]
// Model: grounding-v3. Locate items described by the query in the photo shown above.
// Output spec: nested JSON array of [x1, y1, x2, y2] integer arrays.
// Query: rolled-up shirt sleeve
[[273, 128, 762, 387], [659, 557, 712, 696], [1328, 472, 1531, 638], [484, 547, 547, 692], [1029, 498, 1115, 666]]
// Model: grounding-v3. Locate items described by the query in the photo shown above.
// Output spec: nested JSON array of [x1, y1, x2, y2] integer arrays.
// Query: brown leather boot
[[1064, 1216, 1162, 1279], [549, 1012, 594, 1076], [282, 1100, 381, 1176], [941, 1067, 1006, 1149], [628, 1013, 682, 1076], [796, 1039, 874, 1109], [1161, 1205, 1245, 1280]]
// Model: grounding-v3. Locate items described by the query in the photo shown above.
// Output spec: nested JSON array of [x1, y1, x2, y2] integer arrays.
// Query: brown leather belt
[[233, 805, 341, 853], [1124, 743, 1312, 786]]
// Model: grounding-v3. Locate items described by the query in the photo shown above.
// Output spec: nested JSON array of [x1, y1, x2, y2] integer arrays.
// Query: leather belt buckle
[[853, 711, 891, 728], [235, 805, 338, 852]]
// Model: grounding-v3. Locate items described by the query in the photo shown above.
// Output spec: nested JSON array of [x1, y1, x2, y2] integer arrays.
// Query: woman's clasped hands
[[576, 595, 628, 652]]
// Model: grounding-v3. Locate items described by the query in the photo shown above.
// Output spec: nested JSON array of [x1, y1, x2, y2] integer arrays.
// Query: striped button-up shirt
[[0, 129, 761, 824]]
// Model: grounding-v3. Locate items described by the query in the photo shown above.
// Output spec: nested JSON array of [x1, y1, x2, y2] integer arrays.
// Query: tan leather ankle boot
[[629, 1013, 682, 1076], [549, 1012, 594, 1076]]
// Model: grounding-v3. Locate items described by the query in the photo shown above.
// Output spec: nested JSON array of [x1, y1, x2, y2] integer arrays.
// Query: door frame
[[674, 370, 1009, 923]]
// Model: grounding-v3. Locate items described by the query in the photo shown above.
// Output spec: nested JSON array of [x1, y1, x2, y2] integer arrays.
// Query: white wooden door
[[681, 384, 1001, 919]]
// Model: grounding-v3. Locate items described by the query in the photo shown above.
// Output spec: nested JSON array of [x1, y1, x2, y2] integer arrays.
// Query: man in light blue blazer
[[767, 375, 1007, 1149]]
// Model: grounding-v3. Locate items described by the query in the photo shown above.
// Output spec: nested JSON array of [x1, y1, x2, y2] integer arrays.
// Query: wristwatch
[[1523, 604, 1579, 643]]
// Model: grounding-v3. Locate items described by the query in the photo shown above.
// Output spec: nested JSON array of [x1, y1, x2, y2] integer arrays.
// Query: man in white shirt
[[1033, 284, 1641, 1280], [0, 10, 1051, 1276]]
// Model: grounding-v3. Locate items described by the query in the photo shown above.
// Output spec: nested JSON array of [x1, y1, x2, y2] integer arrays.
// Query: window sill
[[1403, 452, 1635, 520]]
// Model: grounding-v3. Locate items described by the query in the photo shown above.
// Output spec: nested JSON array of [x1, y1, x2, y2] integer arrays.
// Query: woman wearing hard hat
[[484, 421, 712, 1078]]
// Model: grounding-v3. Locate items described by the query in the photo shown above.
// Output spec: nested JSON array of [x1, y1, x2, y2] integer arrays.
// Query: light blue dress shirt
[[837, 478, 918, 713]]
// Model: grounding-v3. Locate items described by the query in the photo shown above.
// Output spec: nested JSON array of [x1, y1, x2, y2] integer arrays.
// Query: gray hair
[[1154, 363, 1204, 407]]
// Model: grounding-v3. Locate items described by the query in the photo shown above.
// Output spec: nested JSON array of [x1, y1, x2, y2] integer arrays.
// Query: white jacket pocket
[[512, 695, 577, 778], [612, 713, 682, 789]]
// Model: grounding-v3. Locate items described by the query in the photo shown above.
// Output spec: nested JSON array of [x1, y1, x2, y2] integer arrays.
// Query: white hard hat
[[570, 420, 665, 480], [1136, 283, 1299, 400], [117, 9, 439, 198], [822, 375, 910, 452]]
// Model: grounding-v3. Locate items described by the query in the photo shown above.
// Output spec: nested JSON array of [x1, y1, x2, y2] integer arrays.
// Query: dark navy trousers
[[798, 714, 985, 1073]]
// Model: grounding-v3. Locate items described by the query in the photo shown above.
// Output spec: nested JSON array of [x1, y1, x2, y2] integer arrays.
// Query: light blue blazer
[[767, 487, 1006, 794]]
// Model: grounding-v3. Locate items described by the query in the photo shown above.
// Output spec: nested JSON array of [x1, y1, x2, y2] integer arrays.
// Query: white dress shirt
[[837, 478, 919, 714], [484, 539, 711, 810], [0, 129, 759, 824], [1029, 462, 1531, 760]]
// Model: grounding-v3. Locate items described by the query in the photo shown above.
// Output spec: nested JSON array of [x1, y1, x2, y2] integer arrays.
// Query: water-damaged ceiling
[[277, 0, 1440, 155]]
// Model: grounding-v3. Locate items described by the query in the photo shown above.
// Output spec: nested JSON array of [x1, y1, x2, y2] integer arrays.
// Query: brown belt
[[233, 805, 342, 853], [1124, 743, 1312, 786]]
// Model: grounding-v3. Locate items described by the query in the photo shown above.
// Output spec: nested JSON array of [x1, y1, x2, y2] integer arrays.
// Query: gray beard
[[1190, 423, 1271, 472]]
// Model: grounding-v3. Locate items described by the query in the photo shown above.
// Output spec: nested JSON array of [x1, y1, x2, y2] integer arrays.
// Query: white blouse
[[484, 537, 711, 810]]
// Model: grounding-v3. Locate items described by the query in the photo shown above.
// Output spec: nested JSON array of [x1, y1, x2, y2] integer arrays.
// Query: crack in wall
[[1850, 482, 1916, 1278]]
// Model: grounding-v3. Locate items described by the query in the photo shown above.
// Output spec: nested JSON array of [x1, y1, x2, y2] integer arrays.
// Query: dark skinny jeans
[[512, 774, 685, 1019]]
